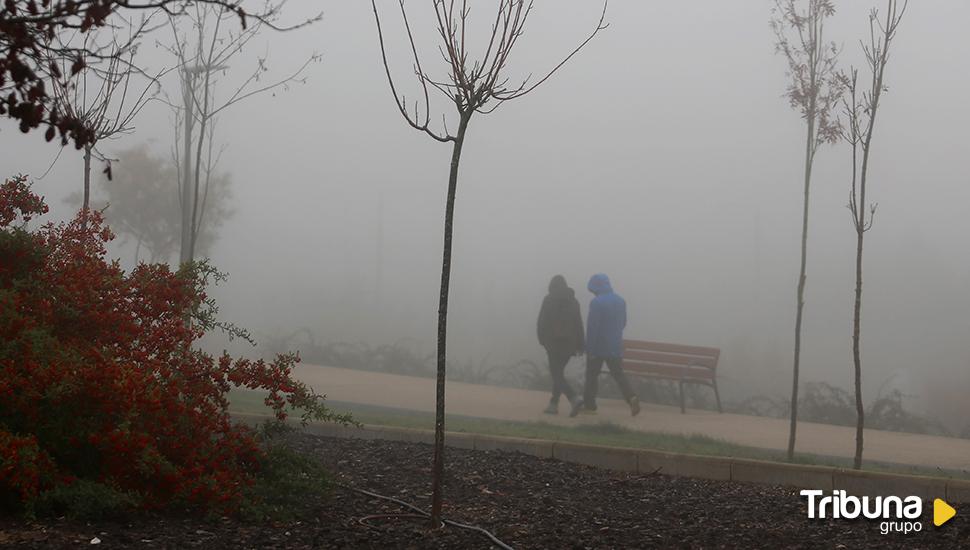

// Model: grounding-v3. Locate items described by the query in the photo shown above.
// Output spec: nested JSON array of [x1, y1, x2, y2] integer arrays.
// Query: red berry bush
[[0, 175, 348, 515]]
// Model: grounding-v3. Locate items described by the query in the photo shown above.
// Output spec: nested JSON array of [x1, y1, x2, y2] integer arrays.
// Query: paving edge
[[231, 413, 970, 502]]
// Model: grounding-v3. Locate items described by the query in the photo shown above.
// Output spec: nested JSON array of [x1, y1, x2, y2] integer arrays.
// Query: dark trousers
[[546, 349, 576, 405], [584, 355, 635, 409]]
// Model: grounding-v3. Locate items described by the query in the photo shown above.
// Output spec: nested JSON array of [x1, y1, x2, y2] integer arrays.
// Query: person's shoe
[[579, 407, 597, 415], [629, 395, 641, 417], [543, 402, 558, 415], [568, 399, 585, 418]]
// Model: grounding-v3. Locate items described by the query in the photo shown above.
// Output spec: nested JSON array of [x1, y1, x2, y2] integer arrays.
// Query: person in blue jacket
[[570, 273, 640, 417]]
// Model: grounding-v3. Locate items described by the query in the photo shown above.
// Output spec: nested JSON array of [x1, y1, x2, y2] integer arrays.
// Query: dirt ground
[[2, 433, 968, 549]]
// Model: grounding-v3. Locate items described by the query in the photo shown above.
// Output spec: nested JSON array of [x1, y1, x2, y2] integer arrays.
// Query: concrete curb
[[556, 441, 637, 472], [731, 458, 834, 490], [833, 469, 947, 501], [232, 413, 969, 502]]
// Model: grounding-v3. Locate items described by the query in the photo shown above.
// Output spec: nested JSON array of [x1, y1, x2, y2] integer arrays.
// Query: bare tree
[[771, 0, 843, 461], [161, 2, 318, 265], [47, 20, 164, 221], [371, 0, 607, 525], [0, 0, 291, 148], [841, 0, 907, 470]]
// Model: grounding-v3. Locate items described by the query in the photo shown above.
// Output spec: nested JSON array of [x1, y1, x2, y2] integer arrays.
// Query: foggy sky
[[2, 1, 969, 423]]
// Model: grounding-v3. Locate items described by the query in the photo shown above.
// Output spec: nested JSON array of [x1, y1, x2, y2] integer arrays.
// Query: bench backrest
[[622, 339, 721, 381]]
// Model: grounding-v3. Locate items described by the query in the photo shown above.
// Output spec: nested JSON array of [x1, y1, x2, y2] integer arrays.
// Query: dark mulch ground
[[2, 433, 969, 548]]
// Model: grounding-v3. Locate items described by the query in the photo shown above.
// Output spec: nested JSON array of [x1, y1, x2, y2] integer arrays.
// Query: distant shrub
[[266, 336, 436, 378], [731, 395, 789, 419], [270, 336, 552, 390], [868, 389, 948, 436], [727, 382, 948, 437], [799, 382, 857, 427]]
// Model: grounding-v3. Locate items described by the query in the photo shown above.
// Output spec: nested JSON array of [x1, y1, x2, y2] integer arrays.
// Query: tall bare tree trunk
[[179, 70, 195, 266], [375, 193, 384, 310], [852, 99, 874, 469], [852, 227, 864, 469], [82, 144, 92, 228], [430, 111, 470, 526], [188, 113, 207, 263], [787, 112, 815, 461], [188, 65, 213, 264]]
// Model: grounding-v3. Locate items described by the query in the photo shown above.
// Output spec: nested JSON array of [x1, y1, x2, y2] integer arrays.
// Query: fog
[[3, 1, 969, 426]]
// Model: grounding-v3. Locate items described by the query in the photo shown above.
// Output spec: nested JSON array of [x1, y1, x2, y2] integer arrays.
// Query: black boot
[[568, 398, 585, 418], [543, 399, 559, 415]]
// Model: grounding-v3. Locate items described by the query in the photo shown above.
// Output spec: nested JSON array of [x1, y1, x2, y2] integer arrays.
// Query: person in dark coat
[[536, 275, 584, 414], [570, 273, 640, 417]]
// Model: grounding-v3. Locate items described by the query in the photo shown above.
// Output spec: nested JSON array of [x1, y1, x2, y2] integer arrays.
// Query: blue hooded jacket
[[586, 274, 626, 358]]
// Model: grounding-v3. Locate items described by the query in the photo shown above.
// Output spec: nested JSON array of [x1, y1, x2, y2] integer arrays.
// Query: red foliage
[[0, 175, 333, 511]]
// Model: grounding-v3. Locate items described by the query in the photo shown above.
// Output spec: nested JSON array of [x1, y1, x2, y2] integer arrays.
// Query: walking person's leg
[[544, 350, 560, 413], [584, 356, 605, 410], [570, 355, 602, 417], [606, 357, 640, 416], [553, 352, 577, 405], [544, 350, 570, 414]]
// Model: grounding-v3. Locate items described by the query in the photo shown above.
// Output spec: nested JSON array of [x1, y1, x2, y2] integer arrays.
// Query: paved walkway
[[294, 364, 970, 471]]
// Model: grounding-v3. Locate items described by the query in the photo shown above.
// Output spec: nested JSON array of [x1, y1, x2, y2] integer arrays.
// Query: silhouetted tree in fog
[[371, 0, 607, 525], [771, 0, 843, 462], [161, 2, 318, 266], [0, 0, 277, 148], [841, 0, 907, 470], [65, 144, 233, 264]]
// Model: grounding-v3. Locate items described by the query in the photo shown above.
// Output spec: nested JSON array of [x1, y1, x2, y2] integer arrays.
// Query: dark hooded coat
[[537, 275, 585, 355]]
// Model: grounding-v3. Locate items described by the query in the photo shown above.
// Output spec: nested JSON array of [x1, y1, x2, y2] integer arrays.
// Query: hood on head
[[587, 273, 613, 295], [548, 274, 568, 294]]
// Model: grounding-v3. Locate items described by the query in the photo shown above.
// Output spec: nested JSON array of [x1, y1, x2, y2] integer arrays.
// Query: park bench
[[622, 339, 722, 414]]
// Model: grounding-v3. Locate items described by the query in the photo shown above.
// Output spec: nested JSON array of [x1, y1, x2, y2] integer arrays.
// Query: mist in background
[[2, 1, 969, 426]]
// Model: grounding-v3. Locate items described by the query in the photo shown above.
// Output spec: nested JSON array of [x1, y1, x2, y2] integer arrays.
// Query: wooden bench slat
[[623, 362, 716, 381], [623, 349, 717, 369], [624, 339, 720, 359]]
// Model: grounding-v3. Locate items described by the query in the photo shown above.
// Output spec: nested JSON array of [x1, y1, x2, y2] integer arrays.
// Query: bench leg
[[678, 379, 686, 414], [713, 381, 723, 414]]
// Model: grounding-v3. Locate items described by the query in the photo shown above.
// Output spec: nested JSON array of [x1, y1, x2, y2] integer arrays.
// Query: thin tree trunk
[[851, 96, 876, 469], [787, 108, 815, 461], [376, 193, 384, 311], [852, 227, 864, 469], [82, 144, 92, 228], [430, 111, 471, 527], [189, 66, 212, 263], [188, 113, 207, 263], [179, 70, 195, 266]]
